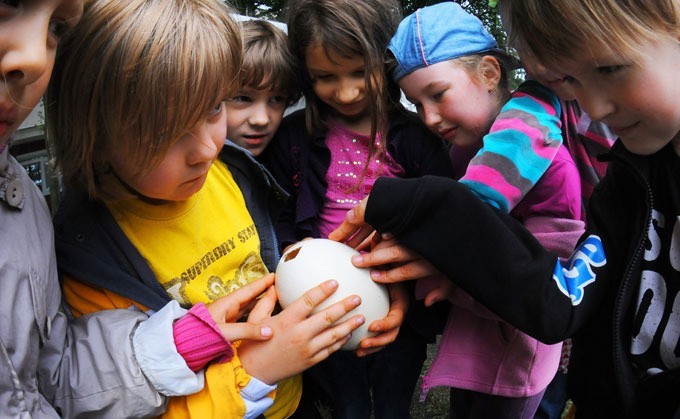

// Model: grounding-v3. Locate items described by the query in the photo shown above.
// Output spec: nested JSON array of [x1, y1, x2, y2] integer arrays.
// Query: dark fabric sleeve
[[364, 175, 610, 344], [260, 113, 304, 250]]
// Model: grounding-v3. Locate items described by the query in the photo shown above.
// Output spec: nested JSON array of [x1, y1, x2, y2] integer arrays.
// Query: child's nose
[[188, 128, 219, 165], [1, 18, 50, 86], [578, 90, 614, 122], [248, 103, 270, 126], [423, 105, 442, 128], [336, 80, 361, 103]]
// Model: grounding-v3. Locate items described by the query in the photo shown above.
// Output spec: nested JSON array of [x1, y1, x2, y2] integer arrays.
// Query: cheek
[[210, 114, 228, 145], [269, 109, 285, 129], [21, 74, 51, 118], [311, 83, 333, 104], [135, 160, 179, 192], [225, 109, 240, 133]]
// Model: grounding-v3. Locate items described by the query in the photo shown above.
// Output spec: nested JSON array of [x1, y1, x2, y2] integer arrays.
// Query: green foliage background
[[229, 0, 523, 88], [230, 1, 505, 46]]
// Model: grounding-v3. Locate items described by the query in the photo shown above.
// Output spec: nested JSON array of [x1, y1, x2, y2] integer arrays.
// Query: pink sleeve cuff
[[173, 302, 235, 371]]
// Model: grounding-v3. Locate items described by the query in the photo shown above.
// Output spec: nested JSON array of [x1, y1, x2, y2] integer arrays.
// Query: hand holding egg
[[275, 239, 390, 350]]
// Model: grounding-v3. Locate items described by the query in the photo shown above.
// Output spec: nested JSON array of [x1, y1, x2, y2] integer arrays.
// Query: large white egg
[[275, 238, 390, 350]]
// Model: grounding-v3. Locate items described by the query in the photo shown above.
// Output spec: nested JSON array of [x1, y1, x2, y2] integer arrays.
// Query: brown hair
[[46, 0, 242, 200], [501, 0, 680, 68], [285, 0, 402, 148], [240, 19, 300, 106]]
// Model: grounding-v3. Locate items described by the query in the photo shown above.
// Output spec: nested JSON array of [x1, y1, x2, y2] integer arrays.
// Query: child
[[333, 0, 680, 417], [262, 0, 454, 417], [384, 3, 582, 418], [47, 0, 366, 418], [493, 6, 616, 418], [0, 0, 282, 417], [227, 19, 300, 157]]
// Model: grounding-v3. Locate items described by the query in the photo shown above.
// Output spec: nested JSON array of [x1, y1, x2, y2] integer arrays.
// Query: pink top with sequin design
[[317, 122, 405, 238]]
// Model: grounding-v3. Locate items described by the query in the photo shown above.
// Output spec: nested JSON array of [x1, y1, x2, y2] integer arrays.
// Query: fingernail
[[351, 296, 361, 305], [352, 255, 363, 265], [261, 326, 272, 337], [356, 316, 365, 325], [370, 270, 382, 279]]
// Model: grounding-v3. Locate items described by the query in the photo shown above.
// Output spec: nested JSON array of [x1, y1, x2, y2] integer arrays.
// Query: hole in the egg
[[283, 246, 302, 262]]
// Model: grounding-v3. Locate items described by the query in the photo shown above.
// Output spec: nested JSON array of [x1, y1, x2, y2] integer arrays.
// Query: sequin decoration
[[323, 123, 404, 208]]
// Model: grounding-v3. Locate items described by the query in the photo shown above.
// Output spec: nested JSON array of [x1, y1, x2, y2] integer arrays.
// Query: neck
[[332, 112, 373, 136]]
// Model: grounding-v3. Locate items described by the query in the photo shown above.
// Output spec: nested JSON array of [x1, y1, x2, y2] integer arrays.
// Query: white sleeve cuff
[[242, 377, 277, 419], [132, 301, 205, 396]]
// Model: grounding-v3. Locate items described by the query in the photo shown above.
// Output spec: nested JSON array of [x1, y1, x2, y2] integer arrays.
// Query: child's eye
[[432, 90, 446, 101], [562, 76, 576, 84], [209, 101, 224, 115], [270, 95, 287, 105], [230, 95, 252, 103], [49, 19, 71, 40], [597, 65, 625, 75], [0, 0, 20, 8]]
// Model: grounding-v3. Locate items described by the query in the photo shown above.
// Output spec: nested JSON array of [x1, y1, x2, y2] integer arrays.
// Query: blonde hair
[[240, 19, 300, 106], [46, 0, 242, 200], [502, 0, 680, 67], [455, 54, 513, 105]]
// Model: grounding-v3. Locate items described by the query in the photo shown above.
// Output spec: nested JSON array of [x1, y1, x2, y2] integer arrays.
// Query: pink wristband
[[173, 303, 235, 371]]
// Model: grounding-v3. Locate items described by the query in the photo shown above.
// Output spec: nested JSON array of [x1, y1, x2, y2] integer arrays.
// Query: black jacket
[[363, 140, 680, 418]]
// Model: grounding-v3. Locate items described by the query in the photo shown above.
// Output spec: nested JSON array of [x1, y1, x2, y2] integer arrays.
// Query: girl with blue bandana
[[382, 3, 583, 418]]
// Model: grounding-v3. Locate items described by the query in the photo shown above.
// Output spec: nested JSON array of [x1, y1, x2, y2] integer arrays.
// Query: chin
[[620, 139, 668, 156]]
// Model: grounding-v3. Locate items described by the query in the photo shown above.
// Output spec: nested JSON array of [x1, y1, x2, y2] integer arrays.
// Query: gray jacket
[[0, 147, 183, 418]]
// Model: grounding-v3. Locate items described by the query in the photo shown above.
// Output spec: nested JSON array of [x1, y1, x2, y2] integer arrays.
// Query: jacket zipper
[[611, 156, 653, 416]]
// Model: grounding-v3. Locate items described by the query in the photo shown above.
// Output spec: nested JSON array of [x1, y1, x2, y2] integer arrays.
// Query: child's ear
[[478, 55, 502, 93]]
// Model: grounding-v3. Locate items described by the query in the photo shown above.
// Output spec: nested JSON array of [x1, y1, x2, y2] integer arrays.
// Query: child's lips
[[610, 122, 638, 137], [438, 127, 457, 142], [0, 122, 10, 140], [243, 134, 268, 144], [0, 107, 18, 140]]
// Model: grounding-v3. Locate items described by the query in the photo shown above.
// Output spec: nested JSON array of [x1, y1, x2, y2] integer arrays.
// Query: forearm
[[460, 80, 563, 213], [365, 176, 575, 343]]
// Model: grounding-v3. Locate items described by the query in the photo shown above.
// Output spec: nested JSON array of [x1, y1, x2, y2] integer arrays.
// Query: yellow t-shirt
[[93, 160, 300, 418], [107, 160, 267, 307]]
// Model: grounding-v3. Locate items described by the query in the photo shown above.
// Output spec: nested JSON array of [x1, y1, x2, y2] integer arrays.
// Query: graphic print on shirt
[[553, 235, 606, 305], [630, 209, 680, 373], [163, 223, 267, 307]]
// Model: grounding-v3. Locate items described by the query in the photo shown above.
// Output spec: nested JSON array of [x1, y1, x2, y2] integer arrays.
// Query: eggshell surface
[[275, 238, 390, 350]]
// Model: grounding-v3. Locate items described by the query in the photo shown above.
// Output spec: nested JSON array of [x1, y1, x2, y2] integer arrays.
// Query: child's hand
[[205, 273, 277, 342], [329, 197, 374, 248], [355, 282, 408, 357], [351, 237, 442, 284], [237, 279, 364, 385]]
